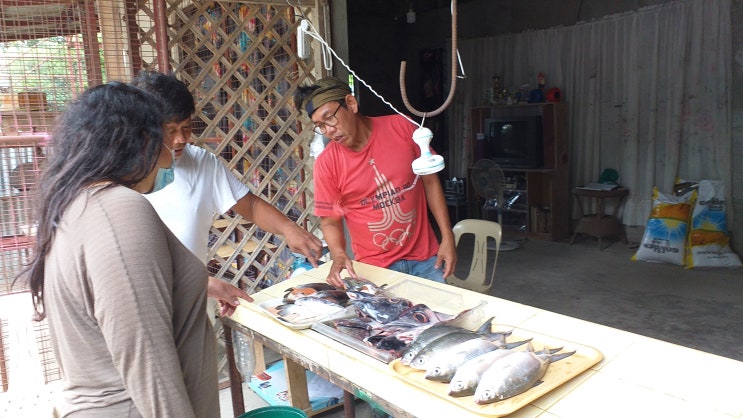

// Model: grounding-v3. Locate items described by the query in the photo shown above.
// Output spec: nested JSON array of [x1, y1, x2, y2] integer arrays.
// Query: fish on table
[[283, 282, 337, 303], [332, 317, 375, 340], [408, 331, 507, 371], [399, 317, 495, 366], [424, 338, 502, 382], [473, 344, 576, 404], [447, 349, 516, 397], [342, 276, 386, 295], [364, 304, 442, 353], [273, 295, 347, 324], [408, 326, 526, 372], [447, 346, 563, 397], [346, 291, 414, 324]]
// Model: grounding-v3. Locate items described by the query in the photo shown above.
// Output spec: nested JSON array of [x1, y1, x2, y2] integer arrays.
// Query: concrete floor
[[488, 228, 743, 362], [3, 228, 741, 417]]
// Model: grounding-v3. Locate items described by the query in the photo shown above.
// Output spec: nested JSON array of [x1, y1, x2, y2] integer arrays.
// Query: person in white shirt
[[134, 70, 323, 316]]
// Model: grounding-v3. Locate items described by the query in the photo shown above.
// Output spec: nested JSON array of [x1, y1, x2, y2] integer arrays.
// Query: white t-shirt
[[145, 144, 251, 263]]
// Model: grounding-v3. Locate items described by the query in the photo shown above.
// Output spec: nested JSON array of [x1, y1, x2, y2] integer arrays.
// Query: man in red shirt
[[295, 77, 456, 287]]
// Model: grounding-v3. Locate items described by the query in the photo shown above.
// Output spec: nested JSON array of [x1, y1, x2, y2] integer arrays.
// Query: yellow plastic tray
[[389, 326, 602, 417]]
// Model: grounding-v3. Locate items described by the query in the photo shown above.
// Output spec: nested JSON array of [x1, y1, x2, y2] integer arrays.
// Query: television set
[[483, 116, 543, 168]]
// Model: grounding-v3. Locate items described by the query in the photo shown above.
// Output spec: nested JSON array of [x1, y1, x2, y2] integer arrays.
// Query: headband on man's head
[[303, 77, 351, 117]]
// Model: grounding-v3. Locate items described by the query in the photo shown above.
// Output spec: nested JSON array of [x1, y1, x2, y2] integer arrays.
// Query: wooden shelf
[[215, 241, 276, 258], [468, 102, 570, 241], [212, 218, 252, 229]]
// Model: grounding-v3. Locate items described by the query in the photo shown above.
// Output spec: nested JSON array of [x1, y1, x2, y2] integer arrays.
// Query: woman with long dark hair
[[21, 82, 219, 417]]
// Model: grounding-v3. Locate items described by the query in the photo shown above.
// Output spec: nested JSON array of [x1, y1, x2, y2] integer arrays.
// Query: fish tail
[[501, 337, 533, 350], [550, 350, 577, 363], [476, 316, 495, 334]]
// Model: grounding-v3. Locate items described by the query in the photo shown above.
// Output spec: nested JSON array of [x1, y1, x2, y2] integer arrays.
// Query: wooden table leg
[[570, 193, 586, 245], [343, 391, 356, 418], [223, 322, 246, 417], [283, 355, 312, 414]]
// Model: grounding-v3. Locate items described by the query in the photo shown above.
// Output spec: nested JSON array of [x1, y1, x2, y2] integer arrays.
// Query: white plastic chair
[[445, 219, 502, 293]]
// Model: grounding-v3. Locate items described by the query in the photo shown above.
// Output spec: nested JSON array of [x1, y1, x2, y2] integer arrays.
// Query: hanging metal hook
[[399, 0, 458, 118]]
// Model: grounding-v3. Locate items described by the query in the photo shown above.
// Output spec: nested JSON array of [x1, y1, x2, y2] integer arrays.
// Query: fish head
[[389, 304, 437, 326], [283, 287, 317, 303], [448, 375, 478, 397], [473, 385, 503, 405], [409, 350, 434, 370], [399, 350, 417, 365], [342, 277, 382, 294], [424, 361, 455, 382]]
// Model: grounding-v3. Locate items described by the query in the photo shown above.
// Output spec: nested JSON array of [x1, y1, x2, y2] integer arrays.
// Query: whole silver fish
[[473, 345, 575, 404], [424, 338, 500, 382], [409, 330, 530, 371], [448, 346, 564, 397], [409, 331, 504, 371], [399, 317, 495, 366], [447, 349, 515, 397]]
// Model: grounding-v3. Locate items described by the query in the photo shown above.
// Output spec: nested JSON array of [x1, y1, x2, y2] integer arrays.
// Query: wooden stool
[[570, 187, 629, 250]]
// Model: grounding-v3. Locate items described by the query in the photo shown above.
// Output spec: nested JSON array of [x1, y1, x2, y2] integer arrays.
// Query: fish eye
[[412, 312, 428, 322]]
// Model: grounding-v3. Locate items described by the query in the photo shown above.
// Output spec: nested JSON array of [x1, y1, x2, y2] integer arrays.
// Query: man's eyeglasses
[[312, 102, 343, 135]]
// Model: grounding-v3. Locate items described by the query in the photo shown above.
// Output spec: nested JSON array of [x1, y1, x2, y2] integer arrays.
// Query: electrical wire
[[300, 19, 421, 128], [293, 2, 465, 129]]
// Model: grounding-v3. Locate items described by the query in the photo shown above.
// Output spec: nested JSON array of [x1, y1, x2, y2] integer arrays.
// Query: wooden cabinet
[[468, 102, 569, 241]]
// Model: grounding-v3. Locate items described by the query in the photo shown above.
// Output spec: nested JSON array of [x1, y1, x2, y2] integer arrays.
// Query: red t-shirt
[[313, 114, 439, 268]]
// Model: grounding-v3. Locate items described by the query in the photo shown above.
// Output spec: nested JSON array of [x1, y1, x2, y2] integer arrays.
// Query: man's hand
[[207, 276, 253, 317], [232, 195, 323, 266], [283, 224, 324, 267], [435, 237, 457, 279], [325, 252, 356, 288]]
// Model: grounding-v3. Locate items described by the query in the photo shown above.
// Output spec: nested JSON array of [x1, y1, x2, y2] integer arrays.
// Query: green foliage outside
[[0, 35, 106, 111]]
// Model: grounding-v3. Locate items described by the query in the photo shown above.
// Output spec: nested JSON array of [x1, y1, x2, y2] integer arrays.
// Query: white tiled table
[[225, 262, 743, 418]]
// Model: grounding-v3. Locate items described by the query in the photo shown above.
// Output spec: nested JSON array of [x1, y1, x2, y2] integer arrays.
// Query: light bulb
[[411, 127, 444, 175]]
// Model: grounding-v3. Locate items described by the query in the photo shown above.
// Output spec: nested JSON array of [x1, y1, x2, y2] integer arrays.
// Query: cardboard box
[[17, 91, 48, 111], [248, 360, 344, 411]]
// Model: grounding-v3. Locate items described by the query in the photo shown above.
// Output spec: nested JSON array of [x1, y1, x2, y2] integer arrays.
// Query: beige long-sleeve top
[[44, 185, 218, 417]]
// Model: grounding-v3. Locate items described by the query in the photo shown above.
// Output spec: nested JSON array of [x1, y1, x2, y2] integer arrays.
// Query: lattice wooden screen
[[139, 0, 327, 388], [1, 0, 327, 388], [2, 0, 327, 293], [155, 0, 324, 293]]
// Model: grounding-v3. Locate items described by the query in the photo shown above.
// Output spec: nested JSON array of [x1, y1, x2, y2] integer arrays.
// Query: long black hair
[[19, 82, 165, 319]]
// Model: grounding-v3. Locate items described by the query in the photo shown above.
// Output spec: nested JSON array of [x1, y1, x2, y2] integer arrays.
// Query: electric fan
[[470, 159, 519, 251]]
